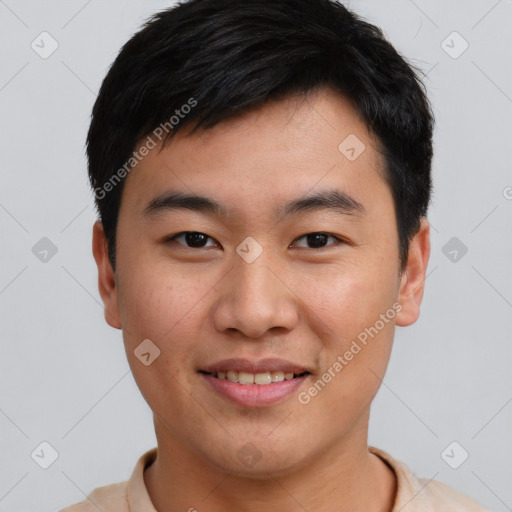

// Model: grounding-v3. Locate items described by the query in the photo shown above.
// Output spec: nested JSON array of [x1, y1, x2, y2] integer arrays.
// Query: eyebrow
[[141, 189, 366, 219]]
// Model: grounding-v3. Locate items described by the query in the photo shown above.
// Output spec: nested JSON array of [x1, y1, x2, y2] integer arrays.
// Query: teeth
[[255, 372, 272, 385], [271, 371, 285, 382], [214, 370, 303, 384], [238, 371, 254, 384]]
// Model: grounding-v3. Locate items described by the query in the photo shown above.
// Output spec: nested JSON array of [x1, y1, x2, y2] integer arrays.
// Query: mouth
[[198, 359, 312, 407], [199, 370, 310, 385]]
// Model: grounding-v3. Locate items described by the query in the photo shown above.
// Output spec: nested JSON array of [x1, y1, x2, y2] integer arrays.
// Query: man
[[61, 0, 488, 510]]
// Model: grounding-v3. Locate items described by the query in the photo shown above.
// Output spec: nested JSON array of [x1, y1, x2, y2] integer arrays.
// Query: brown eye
[[292, 232, 342, 249], [169, 232, 217, 248]]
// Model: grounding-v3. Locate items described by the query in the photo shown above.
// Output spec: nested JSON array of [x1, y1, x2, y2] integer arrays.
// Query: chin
[[201, 437, 312, 479]]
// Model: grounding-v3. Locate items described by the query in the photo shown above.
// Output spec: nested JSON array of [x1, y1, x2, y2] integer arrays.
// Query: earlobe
[[395, 218, 431, 327], [92, 221, 122, 329]]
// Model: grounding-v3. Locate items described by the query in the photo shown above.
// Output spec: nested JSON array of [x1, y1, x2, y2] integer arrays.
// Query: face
[[93, 86, 430, 476]]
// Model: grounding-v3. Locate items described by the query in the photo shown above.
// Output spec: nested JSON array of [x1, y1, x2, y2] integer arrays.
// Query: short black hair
[[87, 0, 434, 272]]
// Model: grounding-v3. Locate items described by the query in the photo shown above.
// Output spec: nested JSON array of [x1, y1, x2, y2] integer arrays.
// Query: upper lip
[[200, 358, 311, 374]]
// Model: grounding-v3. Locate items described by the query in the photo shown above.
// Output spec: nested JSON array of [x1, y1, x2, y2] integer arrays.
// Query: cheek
[[117, 253, 210, 341], [331, 270, 397, 376], [293, 259, 397, 403], [299, 283, 396, 427], [116, 260, 205, 412], [292, 257, 398, 336]]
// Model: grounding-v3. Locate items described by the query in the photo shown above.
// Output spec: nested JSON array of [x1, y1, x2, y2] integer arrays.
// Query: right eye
[[166, 231, 218, 249]]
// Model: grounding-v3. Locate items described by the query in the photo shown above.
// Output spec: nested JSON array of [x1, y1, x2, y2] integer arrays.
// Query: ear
[[92, 220, 122, 329], [395, 217, 431, 326]]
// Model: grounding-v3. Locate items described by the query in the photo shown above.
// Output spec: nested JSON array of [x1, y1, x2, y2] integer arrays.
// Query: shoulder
[[369, 446, 490, 512], [420, 477, 490, 512], [59, 447, 158, 512], [59, 481, 129, 512]]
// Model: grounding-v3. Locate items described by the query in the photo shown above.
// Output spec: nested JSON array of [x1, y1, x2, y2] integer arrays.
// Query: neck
[[144, 415, 397, 512]]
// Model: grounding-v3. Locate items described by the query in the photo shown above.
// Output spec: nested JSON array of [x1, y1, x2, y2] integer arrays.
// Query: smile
[[201, 370, 309, 385], [198, 371, 311, 408]]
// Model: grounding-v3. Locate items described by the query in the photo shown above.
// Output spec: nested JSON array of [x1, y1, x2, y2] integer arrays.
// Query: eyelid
[[165, 231, 348, 250], [291, 232, 346, 249], [166, 231, 218, 248]]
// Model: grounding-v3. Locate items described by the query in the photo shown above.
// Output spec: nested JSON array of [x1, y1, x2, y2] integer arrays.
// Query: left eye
[[292, 232, 343, 249]]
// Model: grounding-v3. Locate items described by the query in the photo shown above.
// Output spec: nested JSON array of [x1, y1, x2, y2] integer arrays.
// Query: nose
[[212, 255, 299, 339]]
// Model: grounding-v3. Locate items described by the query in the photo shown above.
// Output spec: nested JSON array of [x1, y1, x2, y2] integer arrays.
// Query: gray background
[[1, 1, 511, 511]]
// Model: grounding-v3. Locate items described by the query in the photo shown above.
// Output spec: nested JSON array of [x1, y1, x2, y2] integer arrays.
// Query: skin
[[92, 86, 430, 512]]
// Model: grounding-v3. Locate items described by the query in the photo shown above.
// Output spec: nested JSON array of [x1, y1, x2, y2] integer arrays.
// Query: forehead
[[120, 86, 389, 221]]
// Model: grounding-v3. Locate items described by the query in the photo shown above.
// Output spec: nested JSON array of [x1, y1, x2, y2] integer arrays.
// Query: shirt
[[59, 446, 489, 511]]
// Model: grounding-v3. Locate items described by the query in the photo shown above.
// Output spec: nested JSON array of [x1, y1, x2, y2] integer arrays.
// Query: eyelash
[[165, 231, 346, 250]]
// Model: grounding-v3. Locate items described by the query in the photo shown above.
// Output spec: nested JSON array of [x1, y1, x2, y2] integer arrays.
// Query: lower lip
[[200, 373, 309, 407]]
